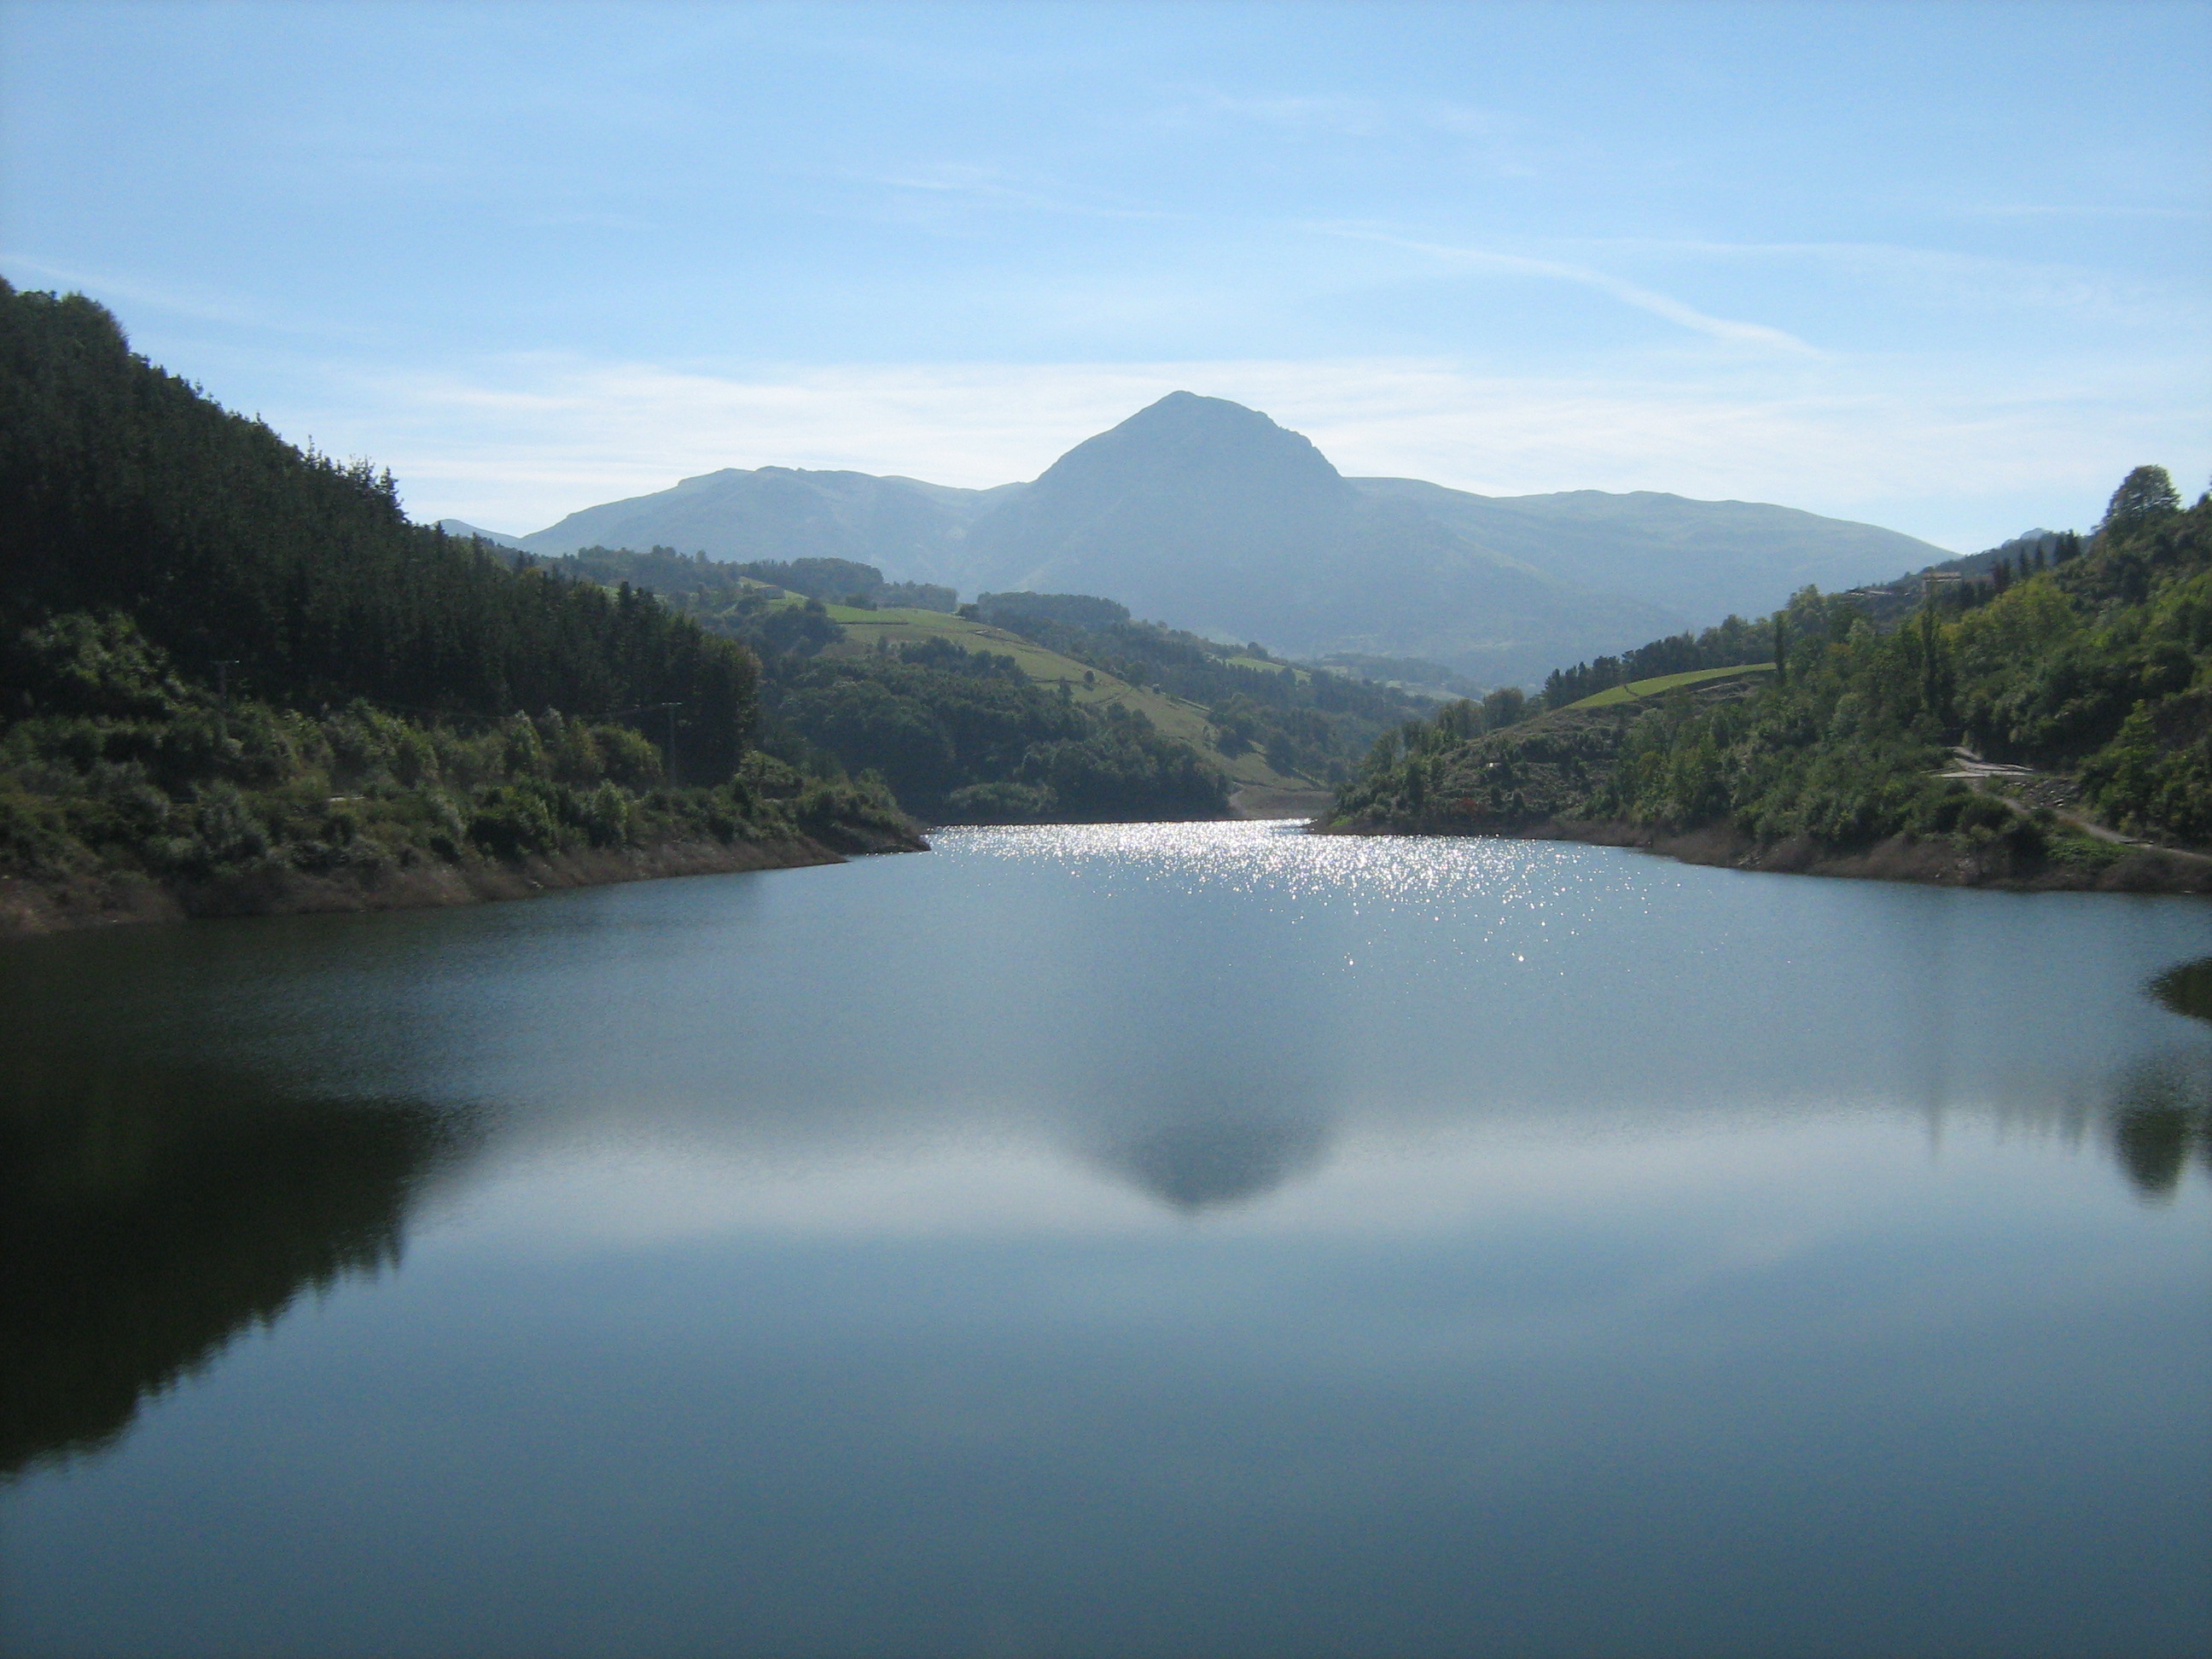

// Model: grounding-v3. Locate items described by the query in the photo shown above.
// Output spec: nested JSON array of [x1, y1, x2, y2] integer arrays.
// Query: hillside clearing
[[820, 607, 1315, 789], [1569, 662, 1777, 708]]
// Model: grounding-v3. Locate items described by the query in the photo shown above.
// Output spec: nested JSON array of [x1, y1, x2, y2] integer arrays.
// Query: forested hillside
[[518, 540, 1424, 818], [0, 282, 914, 932], [502, 544, 1234, 821], [968, 591, 1424, 786], [1323, 469, 2212, 891]]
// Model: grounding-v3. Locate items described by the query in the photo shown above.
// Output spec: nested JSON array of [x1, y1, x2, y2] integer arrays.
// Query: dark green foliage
[[0, 282, 755, 782], [0, 283, 924, 897], [548, 549, 956, 614], [1540, 613, 1774, 708], [0, 610, 910, 892], [762, 644, 1226, 823], [526, 554, 1231, 823], [971, 605, 1420, 786], [2100, 466, 2183, 540], [974, 591, 1132, 630], [1327, 477, 2212, 867], [731, 556, 885, 601]]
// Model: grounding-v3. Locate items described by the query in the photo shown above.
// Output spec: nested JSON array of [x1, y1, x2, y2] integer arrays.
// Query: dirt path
[[1936, 748, 2209, 859]]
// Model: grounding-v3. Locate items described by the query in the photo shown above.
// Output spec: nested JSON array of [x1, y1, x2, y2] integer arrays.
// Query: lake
[[3, 822, 2209, 1658]]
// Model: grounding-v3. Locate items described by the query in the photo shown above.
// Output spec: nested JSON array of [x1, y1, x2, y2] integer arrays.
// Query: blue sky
[[3, 0, 2207, 550]]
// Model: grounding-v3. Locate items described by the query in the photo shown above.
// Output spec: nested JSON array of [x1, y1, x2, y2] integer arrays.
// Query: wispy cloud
[[1315, 228, 1824, 354], [1575, 236, 2208, 329], [856, 163, 1173, 223]]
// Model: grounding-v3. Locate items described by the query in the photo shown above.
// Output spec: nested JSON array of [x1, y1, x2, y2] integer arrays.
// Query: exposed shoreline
[[1313, 815, 2212, 895], [1229, 783, 1338, 820], [0, 827, 927, 942]]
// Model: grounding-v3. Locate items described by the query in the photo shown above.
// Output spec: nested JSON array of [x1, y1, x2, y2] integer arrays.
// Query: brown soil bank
[[1313, 816, 2212, 896], [0, 824, 927, 941], [1230, 784, 1337, 821]]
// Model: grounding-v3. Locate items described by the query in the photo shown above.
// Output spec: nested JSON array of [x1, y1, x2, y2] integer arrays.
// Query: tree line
[[0, 282, 756, 783], [1327, 465, 2212, 874], [963, 598, 1424, 785], [0, 282, 917, 906]]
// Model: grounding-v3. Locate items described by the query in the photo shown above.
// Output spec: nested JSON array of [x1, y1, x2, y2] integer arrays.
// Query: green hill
[[818, 606, 1316, 793], [1321, 469, 2212, 893], [0, 282, 917, 934], [512, 546, 1418, 819]]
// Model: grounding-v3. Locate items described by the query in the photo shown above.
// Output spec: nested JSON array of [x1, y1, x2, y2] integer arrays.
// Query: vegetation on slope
[[0, 289, 760, 779], [549, 544, 956, 613], [765, 634, 1229, 823], [0, 611, 908, 917], [515, 548, 1233, 822], [519, 543, 1424, 818], [1539, 613, 1777, 708], [0, 282, 913, 925], [1568, 662, 1777, 708], [813, 606, 1283, 799], [1324, 469, 2212, 887], [960, 593, 1426, 786]]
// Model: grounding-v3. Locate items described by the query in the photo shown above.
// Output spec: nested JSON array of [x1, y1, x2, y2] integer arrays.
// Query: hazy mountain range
[[445, 393, 1950, 684]]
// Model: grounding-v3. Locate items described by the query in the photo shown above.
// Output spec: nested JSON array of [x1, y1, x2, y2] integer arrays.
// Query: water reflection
[[2101, 956, 2212, 1200], [2106, 1050, 2212, 1201], [0, 1053, 476, 1480], [2151, 956, 2212, 1024], [1096, 1108, 1332, 1211], [2, 831, 2209, 1659]]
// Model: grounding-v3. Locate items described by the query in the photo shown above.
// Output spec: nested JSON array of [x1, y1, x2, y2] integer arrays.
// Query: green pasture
[[1569, 662, 1777, 709], [822, 607, 1313, 789], [1223, 655, 1310, 683]]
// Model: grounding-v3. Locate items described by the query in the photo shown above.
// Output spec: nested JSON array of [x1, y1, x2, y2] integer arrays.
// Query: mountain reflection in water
[[2, 827, 2208, 1659], [0, 1055, 476, 1480], [1097, 1108, 1332, 1211]]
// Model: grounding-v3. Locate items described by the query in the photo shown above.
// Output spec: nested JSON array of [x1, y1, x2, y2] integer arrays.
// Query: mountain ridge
[[497, 393, 1952, 684]]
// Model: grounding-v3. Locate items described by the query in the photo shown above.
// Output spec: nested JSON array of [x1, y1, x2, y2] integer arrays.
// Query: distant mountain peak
[[503, 393, 1949, 684], [1126, 388, 1285, 426], [1034, 393, 1346, 497]]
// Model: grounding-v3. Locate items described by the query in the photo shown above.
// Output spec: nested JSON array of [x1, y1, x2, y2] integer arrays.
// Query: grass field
[[1568, 662, 1777, 709], [818, 606, 1314, 789], [1222, 655, 1310, 684]]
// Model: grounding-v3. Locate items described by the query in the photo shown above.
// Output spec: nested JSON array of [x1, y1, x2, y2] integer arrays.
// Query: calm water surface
[[3, 823, 2209, 1657]]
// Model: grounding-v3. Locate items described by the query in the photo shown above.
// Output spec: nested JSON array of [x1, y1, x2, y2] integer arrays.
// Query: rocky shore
[[1313, 816, 2212, 895], [0, 824, 928, 941]]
